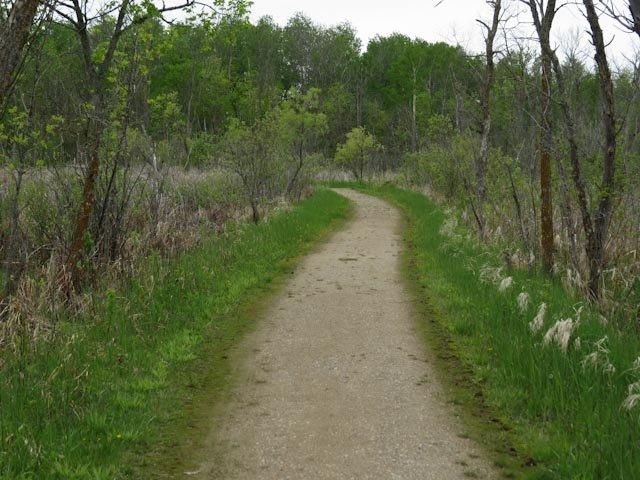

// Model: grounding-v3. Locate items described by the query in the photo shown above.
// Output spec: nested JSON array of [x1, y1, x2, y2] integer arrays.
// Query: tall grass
[[358, 183, 640, 479], [0, 189, 350, 479]]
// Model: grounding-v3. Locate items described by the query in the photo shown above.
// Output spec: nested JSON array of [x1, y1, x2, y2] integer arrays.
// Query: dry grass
[[0, 165, 276, 354]]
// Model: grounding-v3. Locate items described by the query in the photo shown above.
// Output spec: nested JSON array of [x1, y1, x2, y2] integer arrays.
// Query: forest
[[2, 0, 640, 478]]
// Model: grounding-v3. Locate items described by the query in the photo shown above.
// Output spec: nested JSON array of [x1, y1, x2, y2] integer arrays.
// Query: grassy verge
[[0, 188, 351, 479], [336, 182, 640, 480]]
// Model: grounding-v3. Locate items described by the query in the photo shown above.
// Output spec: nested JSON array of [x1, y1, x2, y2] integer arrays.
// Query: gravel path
[[190, 189, 496, 479]]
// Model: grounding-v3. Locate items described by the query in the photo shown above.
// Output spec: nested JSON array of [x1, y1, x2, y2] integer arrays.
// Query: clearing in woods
[[180, 189, 497, 479]]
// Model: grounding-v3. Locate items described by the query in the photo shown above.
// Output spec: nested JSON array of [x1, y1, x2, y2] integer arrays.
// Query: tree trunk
[[554, 155, 580, 269], [411, 67, 418, 152], [506, 162, 529, 250], [525, 0, 556, 273], [66, 111, 104, 287], [0, 0, 41, 109], [583, 0, 618, 300], [250, 199, 260, 224], [63, 0, 131, 291], [540, 51, 555, 272], [286, 137, 305, 198], [2, 169, 25, 298], [356, 73, 364, 127], [476, 0, 501, 240], [630, 0, 640, 34], [477, 113, 490, 237]]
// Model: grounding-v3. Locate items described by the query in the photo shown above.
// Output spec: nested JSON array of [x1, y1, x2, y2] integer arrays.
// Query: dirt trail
[[188, 189, 496, 479]]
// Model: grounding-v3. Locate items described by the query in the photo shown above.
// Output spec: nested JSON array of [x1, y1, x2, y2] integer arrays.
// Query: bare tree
[[581, 0, 618, 299], [475, 0, 502, 238], [599, 0, 640, 36], [522, 0, 556, 273]]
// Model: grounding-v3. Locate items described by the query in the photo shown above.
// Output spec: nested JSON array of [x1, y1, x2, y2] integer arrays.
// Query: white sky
[[249, 0, 639, 66]]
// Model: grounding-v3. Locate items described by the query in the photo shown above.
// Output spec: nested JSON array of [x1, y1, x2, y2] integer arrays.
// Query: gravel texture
[[190, 189, 497, 479]]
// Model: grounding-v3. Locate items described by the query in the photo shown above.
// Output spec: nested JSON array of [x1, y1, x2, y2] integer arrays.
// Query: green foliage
[[277, 88, 328, 148], [219, 116, 285, 220], [334, 127, 381, 180], [0, 189, 350, 479], [401, 132, 479, 201], [274, 88, 328, 196], [148, 92, 185, 141], [187, 132, 217, 167], [0, 108, 63, 169], [425, 114, 454, 145], [362, 36, 474, 152]]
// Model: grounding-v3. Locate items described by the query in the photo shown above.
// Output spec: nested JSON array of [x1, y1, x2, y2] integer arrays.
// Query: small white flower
[[517, 292, 530, 313], [543, 318, 575, 352], [499, 277, 514, 293], [529, 303, 547, 333], [574, 337, 582, 350]]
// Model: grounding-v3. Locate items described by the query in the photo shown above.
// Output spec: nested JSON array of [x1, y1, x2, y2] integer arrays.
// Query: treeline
[[0, 0, 475, 324], [4, 8, 477, 161], [1, 0, 640, 333]]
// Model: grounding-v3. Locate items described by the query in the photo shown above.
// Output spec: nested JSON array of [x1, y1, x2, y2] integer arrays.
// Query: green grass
[[0, 188, 350, 479], [338, 182, 640, 480]]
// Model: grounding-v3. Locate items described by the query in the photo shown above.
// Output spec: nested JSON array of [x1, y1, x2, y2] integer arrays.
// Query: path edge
[[129, 188, 355, 479]]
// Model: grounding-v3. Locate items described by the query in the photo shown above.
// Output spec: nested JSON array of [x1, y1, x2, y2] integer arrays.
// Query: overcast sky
[[249, 0, 639, 65]]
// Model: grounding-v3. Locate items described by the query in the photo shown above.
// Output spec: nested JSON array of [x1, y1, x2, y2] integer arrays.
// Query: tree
[[282, 14, 360, 91], [220, 117, 279, 223], [363, 35, 472, 156], [0, 107, 62, 298], [277, 88, 327, 198], [0, 0, 43, 110], [475, 0, 502, 239], [580, 0, 618, 299], [51, 0, 246, 289], [523, 0, 556, 273], [335, 127, 381, 180], [600, 0, 640, 36]]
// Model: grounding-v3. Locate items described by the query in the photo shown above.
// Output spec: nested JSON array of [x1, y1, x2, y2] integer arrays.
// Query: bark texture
[[0, 0, 40, 109]]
